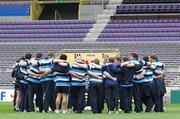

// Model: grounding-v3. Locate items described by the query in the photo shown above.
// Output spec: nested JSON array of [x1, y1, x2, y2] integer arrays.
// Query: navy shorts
[[56, 86, 70, 94], [14, 82, 21, 91]]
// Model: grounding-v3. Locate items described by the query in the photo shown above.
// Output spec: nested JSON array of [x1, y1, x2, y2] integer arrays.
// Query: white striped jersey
[[88, 63, 103, 83], [70, 62, 87, 86]]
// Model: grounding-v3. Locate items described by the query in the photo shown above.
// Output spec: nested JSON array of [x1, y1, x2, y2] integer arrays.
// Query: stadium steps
[[84, 0, 122, 42], [109, 0, 123, 4], [103, 10, 115, 14], [106, 4, 119, 10]]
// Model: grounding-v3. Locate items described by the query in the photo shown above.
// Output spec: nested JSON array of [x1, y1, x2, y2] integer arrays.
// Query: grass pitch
[[0, 103, 180, 119]]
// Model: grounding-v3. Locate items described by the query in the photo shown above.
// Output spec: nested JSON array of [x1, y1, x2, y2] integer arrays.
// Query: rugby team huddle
[[12, 52, 166, 114]]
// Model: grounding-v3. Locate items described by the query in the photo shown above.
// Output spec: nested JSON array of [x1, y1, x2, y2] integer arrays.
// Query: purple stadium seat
[[0, 20, 94, 42], [116, 4, 180, 14], [97, 19, 180, 42]]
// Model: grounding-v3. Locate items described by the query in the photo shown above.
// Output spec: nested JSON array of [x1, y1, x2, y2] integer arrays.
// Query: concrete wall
[[0, 16, 30, 21], [79, 5, 103, 20], [166, 66, 180, 72]]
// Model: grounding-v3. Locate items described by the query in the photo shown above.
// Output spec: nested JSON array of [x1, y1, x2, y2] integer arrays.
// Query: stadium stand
[[95, 0, 180, 42], [116, 4, 180, 14], [0, 72, 13, 88], [0, 0, 180, 90], [97, 19, 180, 41], [164, 72, 180, 86], [1, 42, 180, 88], [1, 42, 180, 67], [0, 20, 94, 42]]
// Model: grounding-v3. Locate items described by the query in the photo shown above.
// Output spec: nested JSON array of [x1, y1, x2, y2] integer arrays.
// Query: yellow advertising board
[[55, 49, 120, 64]]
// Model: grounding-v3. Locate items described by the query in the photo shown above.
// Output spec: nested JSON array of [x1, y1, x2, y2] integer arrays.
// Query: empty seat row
[[97, 37, 180, 41], [99, 32, 180, 37], [4, 28, 178, 34], [1, 42, 180, 68], [0, 24, 93, 30], [0, 34, 86, 38], [105, 23, 180, 28], [109, 19, 180, 23], [116, 4, 180, 14], [116, 9, 180, 14], [0, 38, 83, 42], [0, 20, 95, 25], [102, 28, 180, 33], [0, 20, 94, 42], [118, 5, 180, 9], [0, 29, 89, 34], [98, 19, 180, 42]]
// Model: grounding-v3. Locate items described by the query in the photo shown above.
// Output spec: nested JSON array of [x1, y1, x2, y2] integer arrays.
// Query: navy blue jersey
[[12, 65, 25, 82], [108, 63, 121, 82], [103, 63, 119, 85], [120, 66, 135, 87]]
